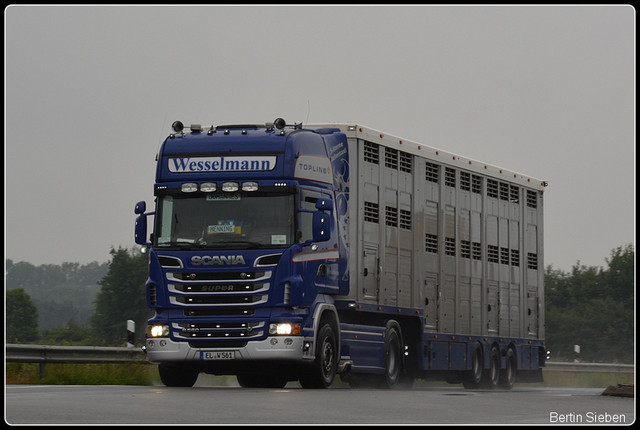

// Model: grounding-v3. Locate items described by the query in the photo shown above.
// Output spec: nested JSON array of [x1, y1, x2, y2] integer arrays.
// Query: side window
[[299, 190, 320, 242]]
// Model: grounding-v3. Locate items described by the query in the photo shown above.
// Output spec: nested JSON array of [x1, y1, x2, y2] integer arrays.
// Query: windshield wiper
[[210, 240, 264, 249]]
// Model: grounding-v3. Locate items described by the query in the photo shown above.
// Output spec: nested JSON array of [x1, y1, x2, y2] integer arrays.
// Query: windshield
[[154, 192, 295, 249]]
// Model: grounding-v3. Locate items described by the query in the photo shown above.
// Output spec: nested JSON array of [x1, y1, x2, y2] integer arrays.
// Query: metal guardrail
[[6, 344, 148, 377], [6, 344, 148, 364], [6, 344, 634, 376], [544, 361, 634, 374]]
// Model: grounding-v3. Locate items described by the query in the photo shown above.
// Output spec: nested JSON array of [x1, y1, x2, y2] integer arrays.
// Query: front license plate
[[201, 351, 235, 360]]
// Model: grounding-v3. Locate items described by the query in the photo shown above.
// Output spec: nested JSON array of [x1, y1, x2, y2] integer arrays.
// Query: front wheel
[[158, 364, 199, 387], [299, 323, 337, 388]]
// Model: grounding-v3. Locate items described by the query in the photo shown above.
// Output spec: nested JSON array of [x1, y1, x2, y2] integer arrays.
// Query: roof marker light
[[200, 183, 216, 192], [242, 182, 258, 192], [222, 182, 239, 192], [181, 183, 198, 193]]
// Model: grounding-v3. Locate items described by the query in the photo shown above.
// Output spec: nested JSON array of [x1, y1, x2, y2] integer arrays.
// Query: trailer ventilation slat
[[472, 175, 482, 194], [527, 190, 537, 208], [425, 234, 438, 253], [364, 141, 379, 164], [487, 179, 499, 198], [425, 162, 439, 183], [385, 206, 398, 227], [400, 209, 411, 230], [364, 201, 379, 223], [488, 245, 499, 263], [399, 151, 412, 173], [445, 167, 456, 188], [385, 147, 398, 169], [460, 172, 471, 192]]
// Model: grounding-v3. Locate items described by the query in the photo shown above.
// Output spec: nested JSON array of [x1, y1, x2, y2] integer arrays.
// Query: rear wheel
[[498, 347, 517, 390], [481, 346, 501, 389], [299, 323, 337, 388], [381, 324, 402, 389], [158, 364, 199, 387], [462, 343, 483, 389]]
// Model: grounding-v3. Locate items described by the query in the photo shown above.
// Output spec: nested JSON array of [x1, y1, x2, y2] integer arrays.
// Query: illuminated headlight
[[200, 182, 216, 192], [269, 323, 301, 336], [181, 183, 198, 193], [222, 182, 239, 192], [148, 324, 170, 338], [242, 182, 259, 192]]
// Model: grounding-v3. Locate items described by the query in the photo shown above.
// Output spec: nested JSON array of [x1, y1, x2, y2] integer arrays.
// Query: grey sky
[[5, 5, 635, 271]]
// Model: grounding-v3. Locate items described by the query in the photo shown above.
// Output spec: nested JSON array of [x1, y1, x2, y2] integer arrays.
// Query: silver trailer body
[[312, 123, 545, 341]]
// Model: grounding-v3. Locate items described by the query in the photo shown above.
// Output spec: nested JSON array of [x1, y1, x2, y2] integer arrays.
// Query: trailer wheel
[[158, 364, 199, 387], [481, 346, 501, 389], [462, 343, 483, 389], [381, 324, 402, 389], [498, 347, 517, 390], [299, 323, 337, 388]]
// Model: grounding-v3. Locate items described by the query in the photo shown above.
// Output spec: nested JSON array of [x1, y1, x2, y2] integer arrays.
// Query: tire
[[158, 364, 199, 387], [498, 347, 517, 390], [381, 324, 402, 389], [462, 343, 483, 389], [299, 323, 337, 388], [481, 346, 501, 389]]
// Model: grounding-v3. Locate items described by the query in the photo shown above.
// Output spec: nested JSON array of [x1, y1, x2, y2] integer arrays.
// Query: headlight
[[149, 324, 170, 337], [269, 323, 301, 336]]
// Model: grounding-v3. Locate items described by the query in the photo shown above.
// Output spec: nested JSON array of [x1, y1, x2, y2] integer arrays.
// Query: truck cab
[[135, 120, 349, 387]]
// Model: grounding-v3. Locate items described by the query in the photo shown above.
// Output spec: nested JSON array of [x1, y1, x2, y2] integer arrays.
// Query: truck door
[[423, 273, 438, 330], [527, 288, 538, 337], [363, 246, 379, 301], [487, 282, 499, 334]]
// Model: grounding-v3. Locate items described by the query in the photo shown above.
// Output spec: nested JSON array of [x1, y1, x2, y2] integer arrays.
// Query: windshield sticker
[[271, 235, 286, 245], [208, 221, 242, 234], [206, 194, 241, 201]]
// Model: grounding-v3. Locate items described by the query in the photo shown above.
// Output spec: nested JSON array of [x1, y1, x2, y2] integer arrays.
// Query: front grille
[[174, 320, 265, 342], [173, 295, 267, 305], [172, 271, 266, 281], [184, 309, 255, 317], [173, 283, 266, 293]]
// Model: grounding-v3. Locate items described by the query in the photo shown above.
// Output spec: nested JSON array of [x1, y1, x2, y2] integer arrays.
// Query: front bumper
[[145, 336, 309, 364]]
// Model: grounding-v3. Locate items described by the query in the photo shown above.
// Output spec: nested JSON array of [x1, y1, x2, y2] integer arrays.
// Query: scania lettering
[[135, 119, 548, 389]]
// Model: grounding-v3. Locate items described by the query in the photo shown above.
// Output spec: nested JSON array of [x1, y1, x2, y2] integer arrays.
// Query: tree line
[[6, 244, 635, 363], [544, 244, 634, 363], [6, 247, 151, 346]]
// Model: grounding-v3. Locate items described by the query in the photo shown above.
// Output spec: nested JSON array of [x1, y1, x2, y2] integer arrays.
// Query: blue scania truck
[[135, 119, 547, 389]]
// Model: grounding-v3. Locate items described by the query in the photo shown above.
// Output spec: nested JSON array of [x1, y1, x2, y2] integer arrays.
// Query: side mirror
[[134, 201, 146, 215], [312, 211, 331, 242], [315, 198, 333, 211], [134, 201, 152, 246], [135, 214, 148, 245]]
